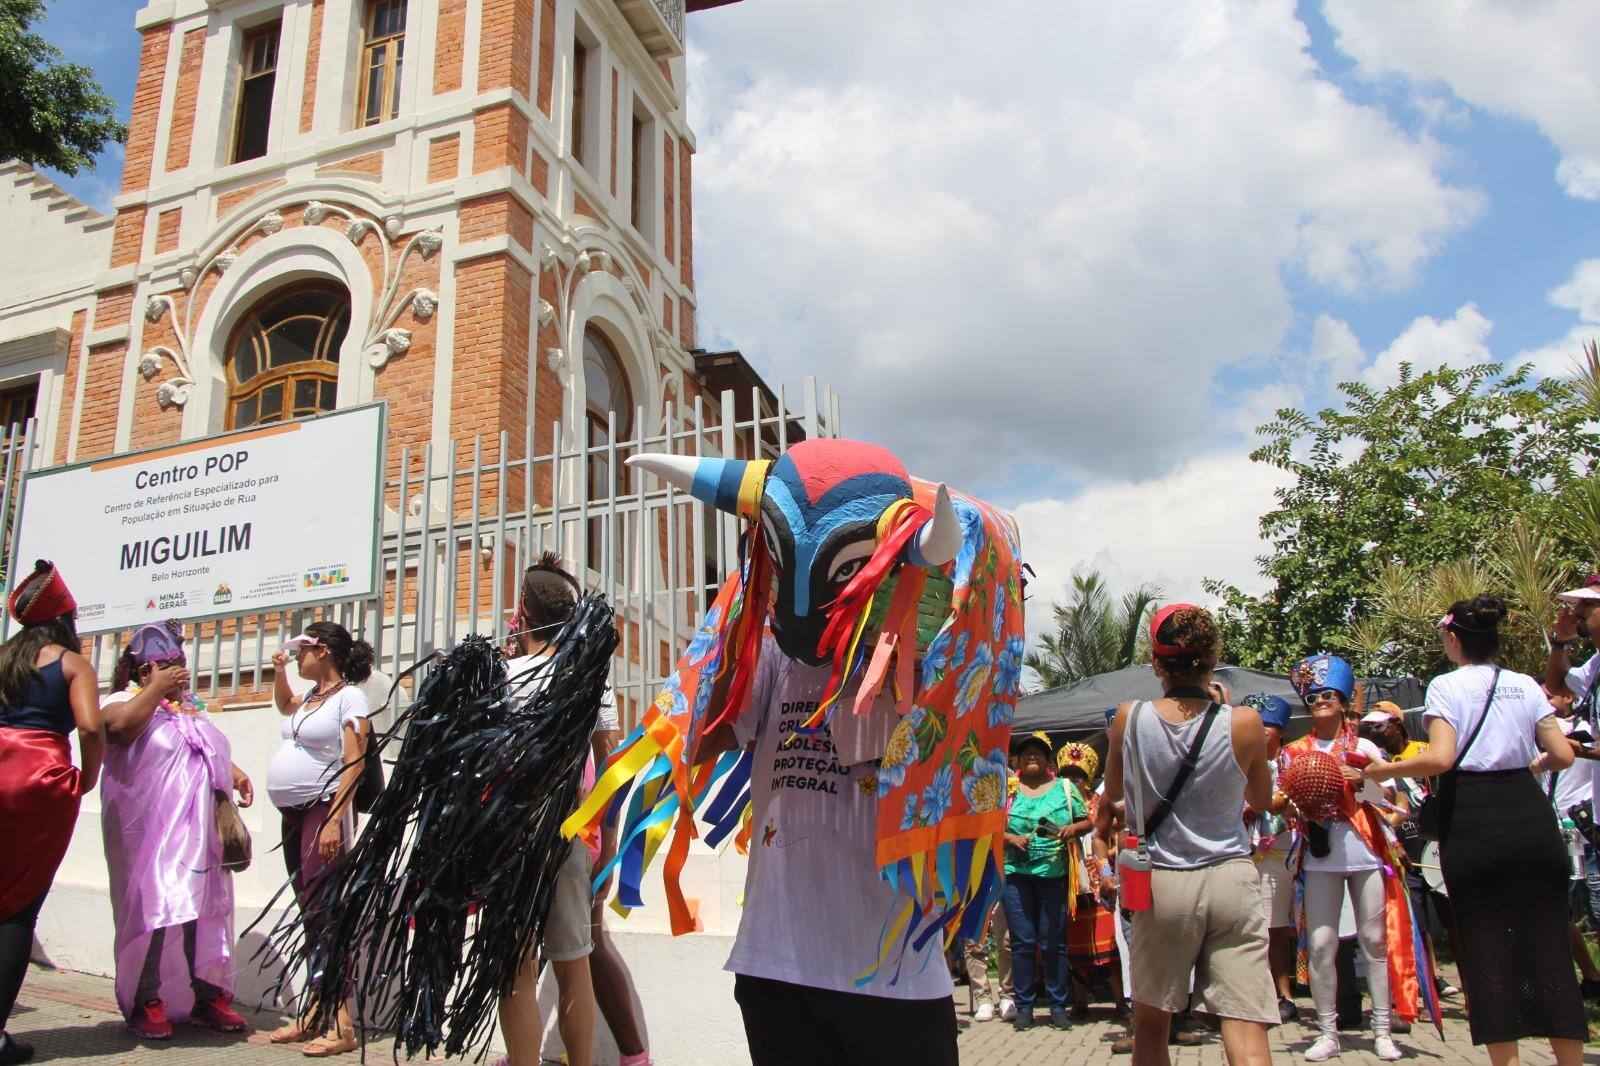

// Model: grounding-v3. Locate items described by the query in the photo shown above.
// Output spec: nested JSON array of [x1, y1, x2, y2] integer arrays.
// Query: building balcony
[[614, 0, 684, 59]]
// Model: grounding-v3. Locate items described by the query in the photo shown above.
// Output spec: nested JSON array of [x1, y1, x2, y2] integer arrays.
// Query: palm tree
[[1025, 571, 1162, 690]]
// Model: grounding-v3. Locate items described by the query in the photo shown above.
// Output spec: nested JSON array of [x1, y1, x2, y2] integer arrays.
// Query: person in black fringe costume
[[494, 555, 648, 1066], [1362, 595, 1588, 1066], [254, 587, 619, 1063]]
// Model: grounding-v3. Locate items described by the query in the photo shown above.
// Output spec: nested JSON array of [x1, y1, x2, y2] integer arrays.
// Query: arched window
[[583, 325, 633, 573], [226, 284, 350, 429]]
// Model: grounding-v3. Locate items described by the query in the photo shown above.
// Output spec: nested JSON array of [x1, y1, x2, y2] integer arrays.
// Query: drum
[[1419, 841, 1447, 896]]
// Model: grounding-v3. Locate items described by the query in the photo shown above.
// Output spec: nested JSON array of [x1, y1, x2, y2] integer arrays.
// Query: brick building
[[0, 0, 837, 713]]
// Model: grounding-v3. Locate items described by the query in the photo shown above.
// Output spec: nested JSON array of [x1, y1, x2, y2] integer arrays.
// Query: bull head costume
[[565, 438, 1025, 982]]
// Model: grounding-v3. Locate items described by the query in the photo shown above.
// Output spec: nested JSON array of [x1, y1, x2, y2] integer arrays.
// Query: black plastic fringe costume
[[253, 594, 619, 1060]]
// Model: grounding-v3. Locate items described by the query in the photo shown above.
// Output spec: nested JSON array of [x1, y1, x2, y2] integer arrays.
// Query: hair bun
[[1465, 594, 1508, 627]]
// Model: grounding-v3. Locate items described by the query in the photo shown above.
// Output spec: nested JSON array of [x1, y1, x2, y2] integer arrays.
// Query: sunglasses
[[1305, 690, 1343, 706]]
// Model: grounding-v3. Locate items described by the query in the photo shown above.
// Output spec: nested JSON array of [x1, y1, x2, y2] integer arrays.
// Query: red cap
[[1149, 602, 1203, 656], [8, 560, 76, 626]]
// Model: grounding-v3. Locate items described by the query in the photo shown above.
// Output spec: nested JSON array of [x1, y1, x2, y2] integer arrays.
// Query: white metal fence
[[5, 379, 840, 727]]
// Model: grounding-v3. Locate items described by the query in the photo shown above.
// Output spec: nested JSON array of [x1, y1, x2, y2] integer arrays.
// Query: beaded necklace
[[125, 681, 207, 716]]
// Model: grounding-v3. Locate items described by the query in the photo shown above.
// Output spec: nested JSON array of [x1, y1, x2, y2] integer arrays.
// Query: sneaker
[[1437, 982, 1460, 997], [1304, 1034, 1340, 1062], [128, 1000, 173, 1040], [1049, 1007, 1072, 1030], [0, 1033, 35, 1065], [1069, 1002, 1089, 1022], [1111, 1034, 1135, 1054], [1374, 1035, 1403, 1061], [973, 1002, 995, 1023], [1279, 997, 1300, 1024], [998, 998, 1017, 1021], [191, 995, 248, 1033], [1013, 1012, 1034, 1032]]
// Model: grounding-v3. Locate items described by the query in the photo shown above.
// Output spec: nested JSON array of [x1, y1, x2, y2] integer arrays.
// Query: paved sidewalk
[[951, 965, 1590, 1065], [8, 962, 1599, 1063], [6, 965, 428, 1064]]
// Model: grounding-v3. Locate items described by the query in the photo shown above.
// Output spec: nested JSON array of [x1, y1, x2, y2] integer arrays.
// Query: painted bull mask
[[626, 438, 962, 667], [566, 438, 1025, 982]]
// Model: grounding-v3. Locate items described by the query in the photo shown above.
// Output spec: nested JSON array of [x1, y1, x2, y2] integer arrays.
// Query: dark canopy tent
[[1014, 663, 1426, 742]]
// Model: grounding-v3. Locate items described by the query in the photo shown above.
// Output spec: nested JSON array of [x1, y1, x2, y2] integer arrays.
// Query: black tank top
[[0, 658, 73, 735]]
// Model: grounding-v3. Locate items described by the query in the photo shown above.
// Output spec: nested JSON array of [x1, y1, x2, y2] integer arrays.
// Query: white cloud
[[1012, 451, 1292, 639], [1511, 258, 1600, 377], [1360, 303, 1493, 387], [1310, 314, 1367, 383], [686, 0, 1479, 489], [1550, 260, 1600, 325], [1323, 0, 1600, 199]]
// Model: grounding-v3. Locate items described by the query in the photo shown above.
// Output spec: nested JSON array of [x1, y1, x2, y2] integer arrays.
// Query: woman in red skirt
[[0, 561, 104, 1065]]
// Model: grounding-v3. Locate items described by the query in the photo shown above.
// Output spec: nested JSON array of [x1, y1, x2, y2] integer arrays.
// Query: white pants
[[1304, 867, 1390, 1035]]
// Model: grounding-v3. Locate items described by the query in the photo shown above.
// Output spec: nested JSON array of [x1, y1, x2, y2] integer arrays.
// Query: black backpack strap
[[1144, 703, 1222, 844]]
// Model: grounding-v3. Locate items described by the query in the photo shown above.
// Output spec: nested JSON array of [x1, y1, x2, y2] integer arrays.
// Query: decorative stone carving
[[137, 199, 451, 405], [539, 232, 678, 400], [368, 328, 413, 367]]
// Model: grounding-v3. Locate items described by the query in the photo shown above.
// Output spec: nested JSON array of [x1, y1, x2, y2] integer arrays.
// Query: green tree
[[1025, 570, 1161, 690], [1208, 361, 1600, 672], [0, 0, 126, 175]]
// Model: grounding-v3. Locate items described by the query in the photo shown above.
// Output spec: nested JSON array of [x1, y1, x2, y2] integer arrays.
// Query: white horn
[[912, 484, 962, 567], [625, 453, 699, 495]]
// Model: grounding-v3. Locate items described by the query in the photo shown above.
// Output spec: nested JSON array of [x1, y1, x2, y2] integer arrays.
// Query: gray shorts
[[1128, 857, 1277, 1024], [543, 838, 595, 962]]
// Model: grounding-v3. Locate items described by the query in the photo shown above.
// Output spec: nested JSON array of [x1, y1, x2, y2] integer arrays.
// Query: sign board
[[12, 403, 386, 635]]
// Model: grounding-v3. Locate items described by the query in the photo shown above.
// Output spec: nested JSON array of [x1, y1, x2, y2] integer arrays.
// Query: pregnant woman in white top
[[264, 621, 373, 1058]]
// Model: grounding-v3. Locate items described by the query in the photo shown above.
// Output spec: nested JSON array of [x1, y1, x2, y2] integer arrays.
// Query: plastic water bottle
[[1563, 817, 1584, 880]]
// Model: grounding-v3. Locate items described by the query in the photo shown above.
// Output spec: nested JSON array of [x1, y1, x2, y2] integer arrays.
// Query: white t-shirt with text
[[724, 638, 952, 1001], [267, 685, 371, 808], [1423, 664, 1552, 773]]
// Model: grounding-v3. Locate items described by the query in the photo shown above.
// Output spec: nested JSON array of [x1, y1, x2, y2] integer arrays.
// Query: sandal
[[270, 1021, 313, 1044], [303, 1033, 358, 1057]]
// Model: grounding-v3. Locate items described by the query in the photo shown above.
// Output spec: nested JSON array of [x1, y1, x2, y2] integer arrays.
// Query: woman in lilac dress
[[100, 621, 253, 1040]]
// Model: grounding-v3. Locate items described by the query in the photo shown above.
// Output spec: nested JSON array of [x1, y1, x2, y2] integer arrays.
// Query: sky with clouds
[[45, 0, 1600, 631]]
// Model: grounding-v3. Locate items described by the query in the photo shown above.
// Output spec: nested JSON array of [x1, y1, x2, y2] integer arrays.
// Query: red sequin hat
[[8, 559, 76, 626]]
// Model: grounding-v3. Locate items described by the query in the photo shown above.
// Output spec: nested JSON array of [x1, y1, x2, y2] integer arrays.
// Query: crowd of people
[[3, 547, 1600, 1066], [0, 558, 651, 1066], [946, 593, 1600, 1065]]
